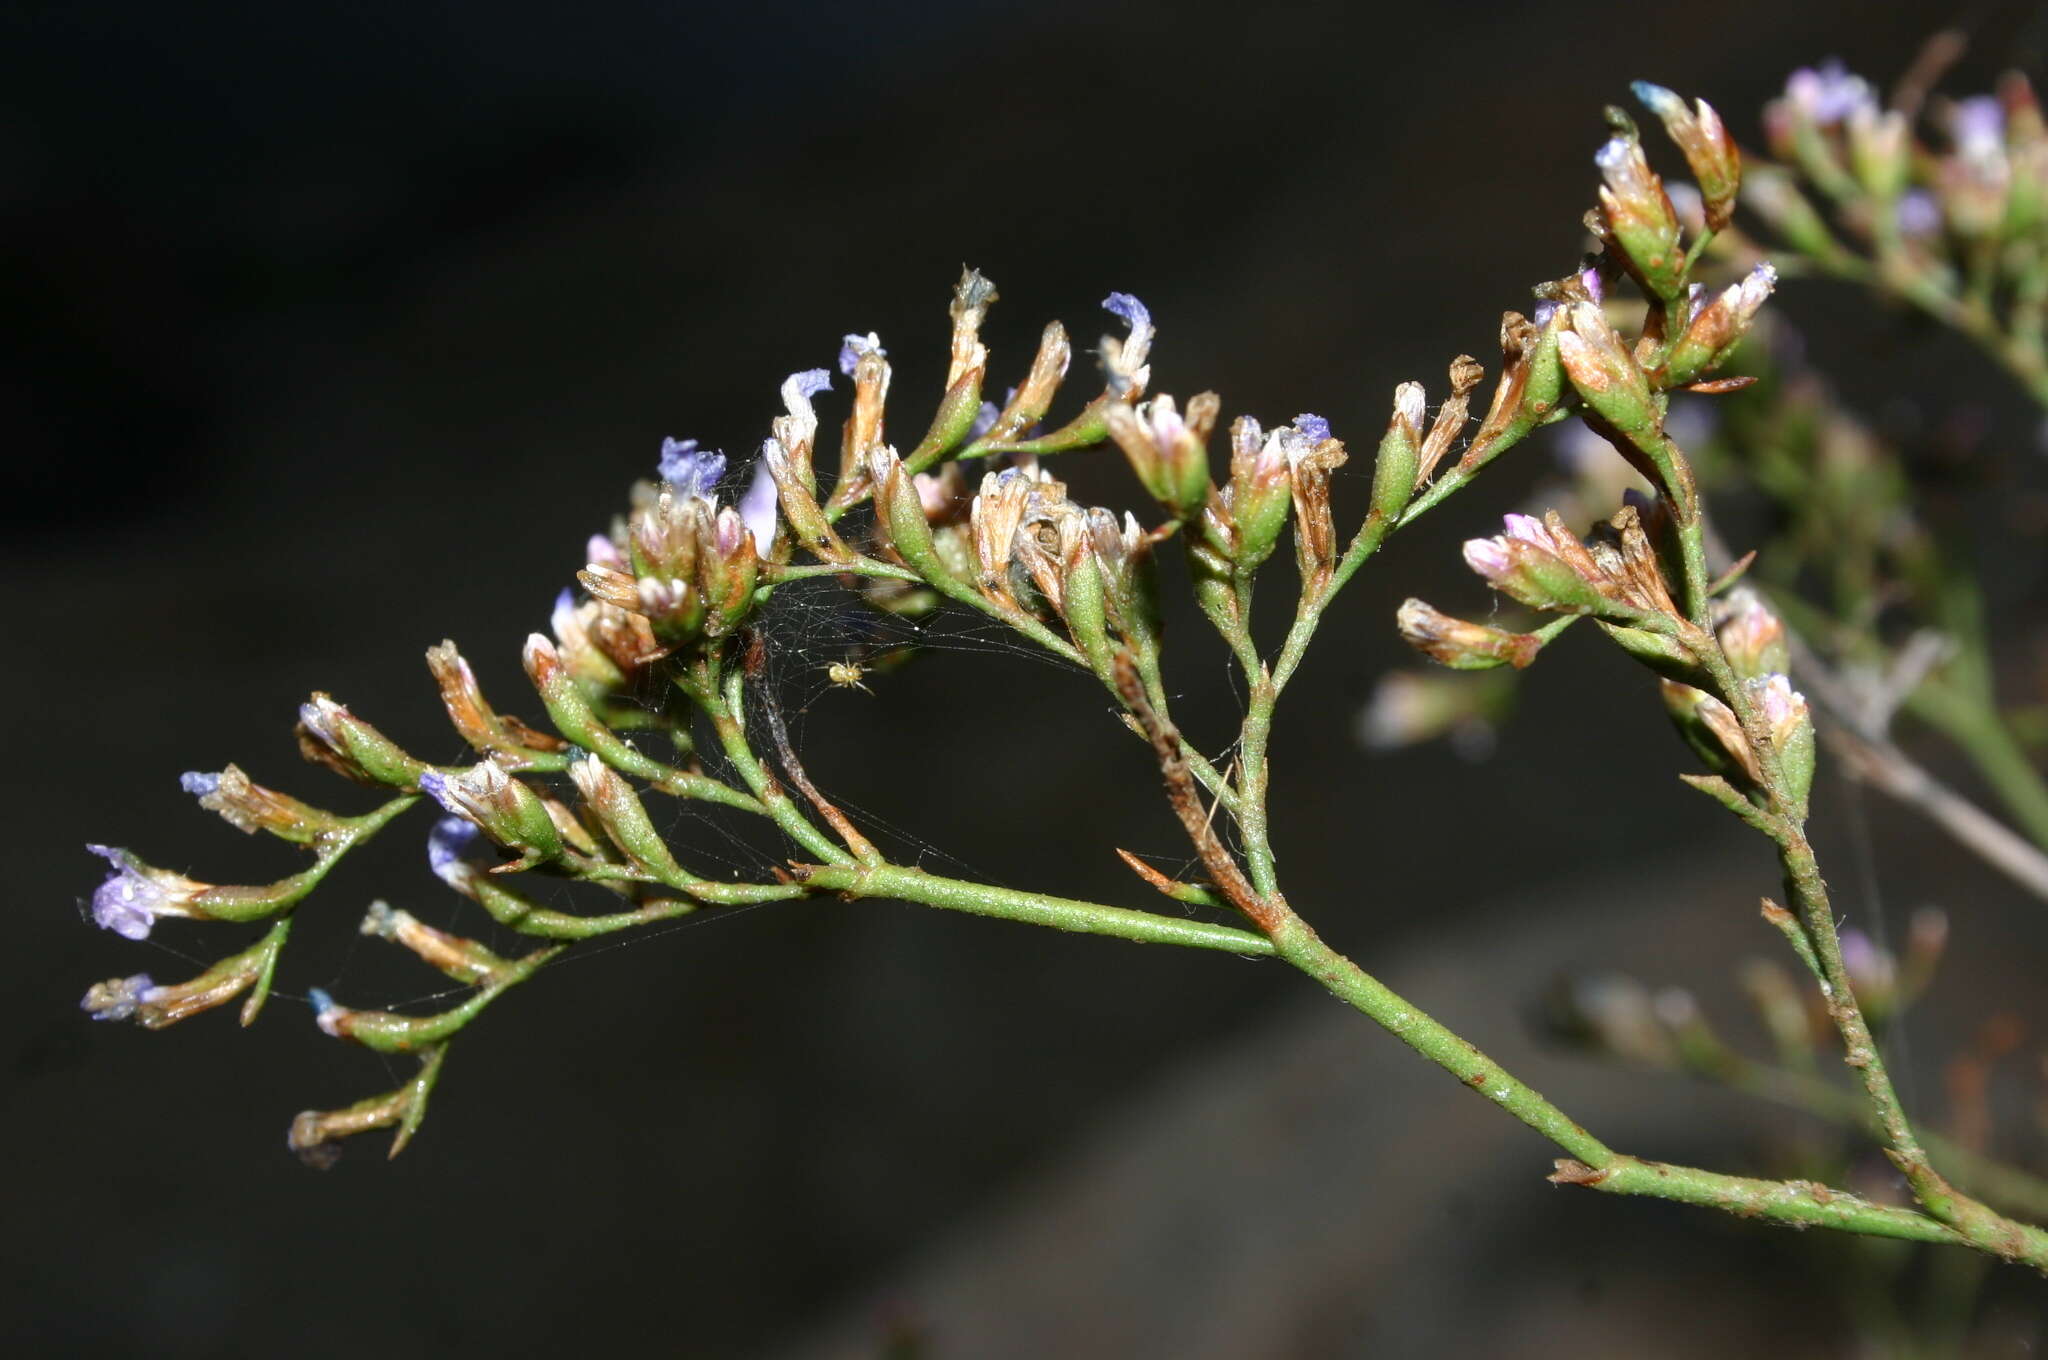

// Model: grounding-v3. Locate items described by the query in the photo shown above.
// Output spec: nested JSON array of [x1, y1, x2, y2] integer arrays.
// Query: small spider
[[825, 660, 873, 695]]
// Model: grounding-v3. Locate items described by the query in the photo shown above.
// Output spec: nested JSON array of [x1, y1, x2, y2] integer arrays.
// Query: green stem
[[1263, 911, 1981, 1247], [685, 659, 855, 867], [794, 861, 1275, 955], [1703, 1049, 2048, 1222]]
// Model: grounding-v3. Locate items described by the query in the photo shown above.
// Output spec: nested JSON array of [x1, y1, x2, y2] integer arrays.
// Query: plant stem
[[1262, 909, 1989, 1248], [685, 658, 854, 867], [793, 861, 1276, 955]]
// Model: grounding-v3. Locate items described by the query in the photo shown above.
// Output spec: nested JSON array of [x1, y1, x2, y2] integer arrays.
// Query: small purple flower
[[1532, 300, 1557, 328], [789, 368, 832, 401], [1291, 413, 1332, 444], [427, 814, 490, 889], [967, 400, 1000, 442], [81, 973, 161, 1022], [86, 845, 201, 941], [838, 332, 885, 376], [1952, 95, 2006, 159], [1784, 60, 1875, 126], [416, 769, 460, 818], [1896, 188, 1943, 239], [1102, 292, 1151, 336], [1577, 264, 1605, 305], [1461, 537, 1513, 580], [180, 770, 221, 798], [658, 438, 727, 501], [738, 460, 779, 553]]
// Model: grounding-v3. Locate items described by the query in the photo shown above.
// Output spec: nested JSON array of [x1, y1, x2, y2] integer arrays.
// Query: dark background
[[6, 2, 2047, 1355]]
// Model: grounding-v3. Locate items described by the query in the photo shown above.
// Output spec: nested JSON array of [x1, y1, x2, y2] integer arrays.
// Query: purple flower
[[658, 438, 727, 501], [1532, 300, 1558, 328], [1102, 292, 1151, 336], [80, 973, 161, 1022], [1291, 413, 1332, 444], [838, 331, 885, 376], [1577, 264, 1605, 305], [1783, 60, 1875, 126], [738, 460, 779, 553], [416, 769, 460, 818], [1952, 95, 2006, 159], [179, 770, 221, 797], [427, 814, 490, 890], [789, 368, 832, 401], [967, 400, 1000, 442], [85, 845, 202, 941], [1896, 188, 1943, 239]]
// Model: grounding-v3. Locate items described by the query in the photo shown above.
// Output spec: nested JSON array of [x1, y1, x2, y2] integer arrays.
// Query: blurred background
[[6, 1, 2047, 1354]]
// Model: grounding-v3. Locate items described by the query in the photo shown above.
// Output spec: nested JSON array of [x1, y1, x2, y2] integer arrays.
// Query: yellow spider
[[825, 660, 873, 695]]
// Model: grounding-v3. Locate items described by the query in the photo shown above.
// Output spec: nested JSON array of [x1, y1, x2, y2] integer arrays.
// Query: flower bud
[[1660, 679, 1757, 783], [1632, 83, 1741, 231], [1556, 302, 1656, 436], [1058, 523, 1115, 676], [1461, 514, 1608, 615], [1846, 102, 1911, 202], [1086, 507, 1161, 654], [1753, 672, 1815, 818], [1217, 415, 1291, 571], [867, 445, 959, 588], [1660, 264, 1776, 388], [1395, 598, 1543, 670], [417, 758, 564, 866], [1596, 125, 1685, 300], [1713, 588, 1789, 679], [569, 754, 687, 882], [1104, 393, 1217, 521], [1370, 384, 1425, 522], [296, 694, 430, 789]]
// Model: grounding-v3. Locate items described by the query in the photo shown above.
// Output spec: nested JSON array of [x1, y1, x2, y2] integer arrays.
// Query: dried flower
[[1632, 82, 1740, 230], [1396, 598, 1544, 670]]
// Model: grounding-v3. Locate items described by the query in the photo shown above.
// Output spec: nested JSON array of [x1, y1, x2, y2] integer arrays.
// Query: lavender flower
[[738, 460, 780, 553], [838, 331, 885, 376], [85, 845, 204, 940], [180, 771, 222, 798], [1896, 188, 1943, 239], [427, 814, 491, 891], [1783, 60, 1875, 126], [1291, 413, 1332, 444], [1101, 292, 1155, 393], [1952, 96, 2007, 162], [80, 973, 161, 1022], [788, 368, 832, 402], [657, 438, 727, 502]]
